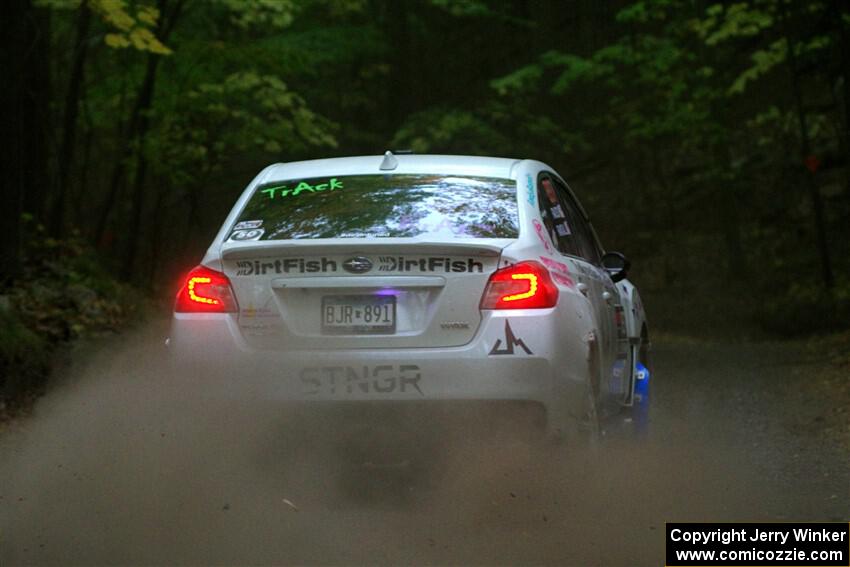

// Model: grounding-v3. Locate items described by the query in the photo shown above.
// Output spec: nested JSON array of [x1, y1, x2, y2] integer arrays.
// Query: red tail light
[[175, 265, 238, 313], [480, 261, 558, 309]]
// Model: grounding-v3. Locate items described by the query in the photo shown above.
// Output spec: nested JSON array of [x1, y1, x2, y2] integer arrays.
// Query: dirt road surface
[[1, 325, 848, 565]]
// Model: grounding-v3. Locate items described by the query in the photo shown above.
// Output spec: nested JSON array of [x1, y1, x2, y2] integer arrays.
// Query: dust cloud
[[1, 323, 847, 565]]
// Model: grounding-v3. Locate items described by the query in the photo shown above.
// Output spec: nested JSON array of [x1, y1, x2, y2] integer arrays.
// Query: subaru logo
[[342, 256, 373, 274]]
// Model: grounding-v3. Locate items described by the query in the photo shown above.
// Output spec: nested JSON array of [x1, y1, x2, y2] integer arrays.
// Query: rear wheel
[[587, 346, 603, 422], [546, 342, 602, 449], [573, 342, 603, 446]]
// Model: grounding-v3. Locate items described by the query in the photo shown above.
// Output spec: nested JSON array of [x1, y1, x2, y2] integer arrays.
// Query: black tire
[[577, 342, 603, 446]]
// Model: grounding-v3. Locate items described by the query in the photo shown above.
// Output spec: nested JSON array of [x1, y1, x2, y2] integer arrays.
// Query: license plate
[[322, 295, 396, 335]]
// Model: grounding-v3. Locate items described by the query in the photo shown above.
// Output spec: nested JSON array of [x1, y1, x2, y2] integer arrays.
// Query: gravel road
[[1, 325, 847, 565]]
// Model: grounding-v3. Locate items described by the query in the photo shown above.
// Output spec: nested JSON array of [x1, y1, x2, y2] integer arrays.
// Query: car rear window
[[229, 174, 519, 240]]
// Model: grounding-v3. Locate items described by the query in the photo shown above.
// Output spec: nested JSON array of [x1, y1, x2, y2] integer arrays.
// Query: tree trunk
[[782, 9, 834, 289], [717, 142, 747, 280], [121, 0, 185, 276], [0, 0, 28, 281], [146, 180, 169, 289], [649, 146, 679, 287], [97, 0, 183, 274], [71, 106, 94, 223], [50, 1, 91, 236], [829, 0, 850, 202], [385, 0, 412, 134], [94, 53, 161, 247], [22, 4, 51, 224], [122, 142, 149, 277], [1, 0, 50, 282]]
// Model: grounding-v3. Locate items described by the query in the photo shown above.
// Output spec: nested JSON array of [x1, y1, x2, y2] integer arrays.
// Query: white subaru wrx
[[168, 153, 649, 439]]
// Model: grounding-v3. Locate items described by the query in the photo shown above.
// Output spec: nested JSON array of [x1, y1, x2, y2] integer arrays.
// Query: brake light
[[480, 261, 558, 309], [175, 265, 238, 313]]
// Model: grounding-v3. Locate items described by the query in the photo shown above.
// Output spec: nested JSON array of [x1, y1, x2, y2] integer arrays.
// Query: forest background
[[2, 0, 849, 402]]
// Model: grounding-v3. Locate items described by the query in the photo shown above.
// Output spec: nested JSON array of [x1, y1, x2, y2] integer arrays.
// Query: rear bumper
[[168, 311, 590, 435]]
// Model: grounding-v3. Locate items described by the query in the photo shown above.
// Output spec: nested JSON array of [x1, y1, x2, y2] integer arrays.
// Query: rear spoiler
[[220, 238, 512, 260]]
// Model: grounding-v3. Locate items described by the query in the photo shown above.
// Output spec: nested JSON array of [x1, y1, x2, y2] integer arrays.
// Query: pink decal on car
[[532, 219, 553, 254], [540, 256, 568, 274], [551, 272, 575, 287], [540, 256, 574, 287]]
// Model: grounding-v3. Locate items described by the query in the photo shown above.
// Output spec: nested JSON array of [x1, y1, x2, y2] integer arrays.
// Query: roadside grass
[[645, 282, 850, 450], [0, 224, 152, 424], [642, 278, 850, 341], [804, 330, 850, 450]]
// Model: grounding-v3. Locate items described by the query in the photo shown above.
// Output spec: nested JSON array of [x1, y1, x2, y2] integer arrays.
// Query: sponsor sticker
[[240, 303, 277, 318], [550, 203, 565, 219], [489, 320, 532, 356], [260, 178, 343, 200], [300, 365, 424, 396], [234, 220, 263, 230], [377, 256, 483, 273], [230, 228, 264, 241]]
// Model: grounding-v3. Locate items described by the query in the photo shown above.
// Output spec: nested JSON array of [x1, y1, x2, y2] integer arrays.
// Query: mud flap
[[631, 362, 651, 436]]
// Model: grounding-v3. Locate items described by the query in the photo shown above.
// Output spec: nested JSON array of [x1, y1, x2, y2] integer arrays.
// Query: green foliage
[[154, 71, 337, 191], [218, 0, 298, 29], [493, 4, 714, 148], [191, 71, 336, 151], [695, 1, 835, 95], [728, 38, 787, 94], [23, 0, 850, 341], [490, 63, 543, 95], [1, 220, 146, 403], [0, 307, 50, 402], [9, 223, 143, 342], [430, 0, 491, 17], [35, 0, 172, 53], [697, 2, 774, 45], [489, 0, 849, 334], [548, 50, 614, 93], [391, 108, 509, 154], [92, 0, 173, 54], [757, 281, 850, 336], [615, 0, 676, 23]]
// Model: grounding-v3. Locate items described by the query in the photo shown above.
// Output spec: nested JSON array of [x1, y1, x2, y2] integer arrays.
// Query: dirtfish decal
[[378, 256, 483, 273], [260, 178, 343, 200], [236, 257, 337, 276], [235, 256, 485, 276]]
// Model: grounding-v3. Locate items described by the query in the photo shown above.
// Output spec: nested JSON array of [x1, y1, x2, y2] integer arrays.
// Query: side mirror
[[601, 251, 630, 283]]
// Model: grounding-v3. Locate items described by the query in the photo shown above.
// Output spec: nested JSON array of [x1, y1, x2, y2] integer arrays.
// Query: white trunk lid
[[222, 240, 507, 349]]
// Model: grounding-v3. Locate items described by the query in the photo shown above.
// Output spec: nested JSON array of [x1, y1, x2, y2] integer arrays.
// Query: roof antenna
[[379, 150, 399, 171]]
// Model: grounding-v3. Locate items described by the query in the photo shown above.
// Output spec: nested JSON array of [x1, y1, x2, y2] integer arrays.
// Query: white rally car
[[169, 153, 649, 439]]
